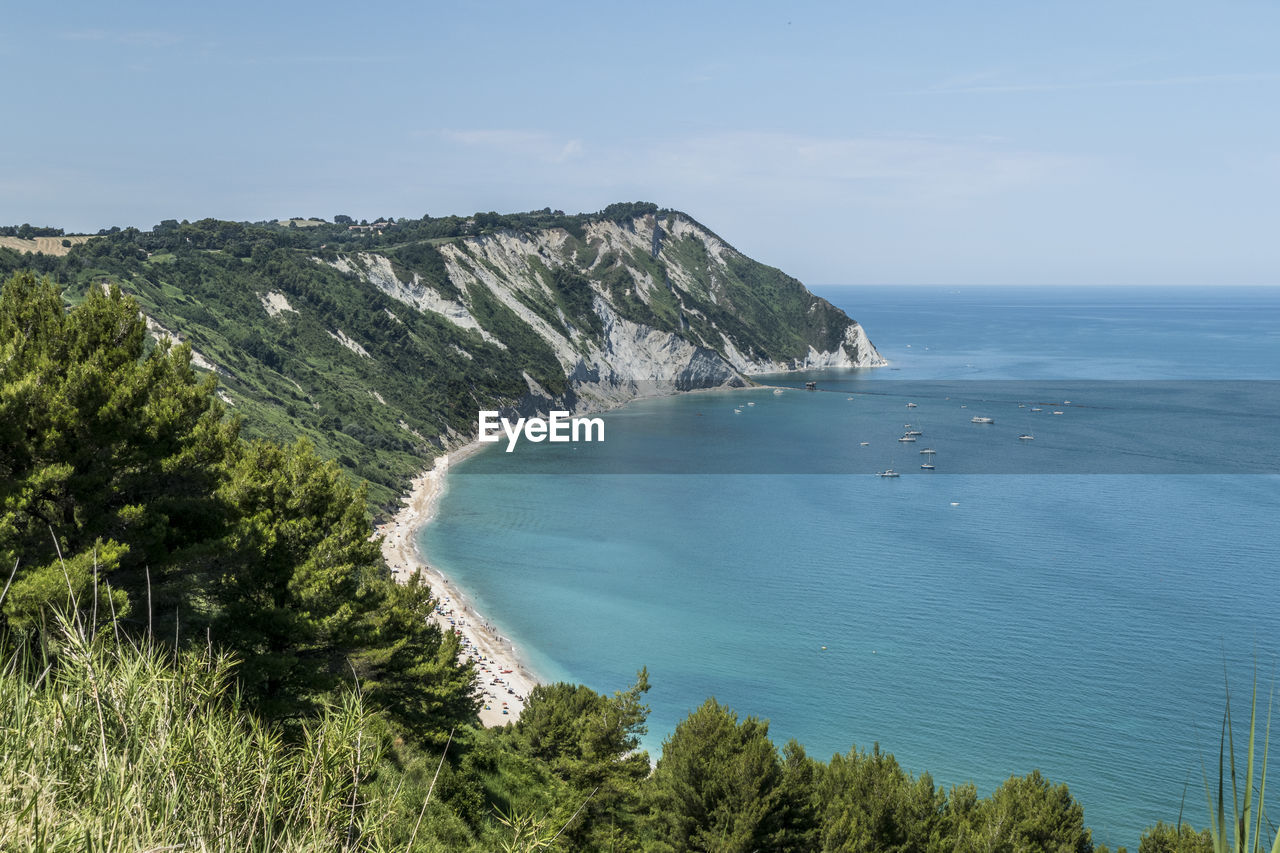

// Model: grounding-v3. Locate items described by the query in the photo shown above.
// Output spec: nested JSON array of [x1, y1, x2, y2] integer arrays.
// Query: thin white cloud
[[642, 131, 1083, 208], [415, 128, 1083, 220], [437, 129, 586, 164], [237, 54, 405, 66], [558, 139, 584, 161], [59, 29, 182, 47], [915, 71, 1280, 95]]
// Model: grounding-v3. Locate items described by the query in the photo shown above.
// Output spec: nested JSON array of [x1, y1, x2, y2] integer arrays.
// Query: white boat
[[1052, 411, 1064, 415], [734, 408, 742, 414], [920, 461, 935, 470], [1031, 407, 1042, 412], [1019, 434, 1034, 440], [859, 441, 870, 446], [898, 435, 917, 442], [877, 469, 900, 478], [971, 416, 994, 424], [920, 448, 936, 454], [747, 401, 755, 406], [906, 402, 917, 408], [905, 429, 922, 436], [773, 388, 784, 395]]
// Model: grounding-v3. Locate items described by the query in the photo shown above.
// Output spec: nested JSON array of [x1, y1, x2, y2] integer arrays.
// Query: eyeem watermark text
[[478, 410, 605, 452]]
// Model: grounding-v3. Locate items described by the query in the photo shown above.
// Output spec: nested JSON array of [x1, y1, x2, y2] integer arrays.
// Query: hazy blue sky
[[4, 0, 1278, 285]]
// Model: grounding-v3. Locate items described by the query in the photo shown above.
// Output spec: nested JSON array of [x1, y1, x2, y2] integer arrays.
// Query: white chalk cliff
[[323, 211, 884, 425]]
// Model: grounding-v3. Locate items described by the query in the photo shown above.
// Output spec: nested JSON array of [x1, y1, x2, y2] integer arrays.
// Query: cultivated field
[[0, 235, 95, 256]]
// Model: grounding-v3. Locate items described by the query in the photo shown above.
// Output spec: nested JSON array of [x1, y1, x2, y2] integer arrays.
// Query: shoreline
[[375, 377, 825, 727], [378, 439, 541, 727]]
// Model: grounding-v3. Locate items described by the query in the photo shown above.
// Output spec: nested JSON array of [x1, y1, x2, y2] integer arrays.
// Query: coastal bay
[[415, 285, 1280, 849]]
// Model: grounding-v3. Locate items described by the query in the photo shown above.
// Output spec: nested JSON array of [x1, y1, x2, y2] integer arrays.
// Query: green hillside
[[0, 204, 881, 512]]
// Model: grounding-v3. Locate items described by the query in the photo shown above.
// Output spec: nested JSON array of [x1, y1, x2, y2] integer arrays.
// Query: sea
[[420, 285, 1280, 848]]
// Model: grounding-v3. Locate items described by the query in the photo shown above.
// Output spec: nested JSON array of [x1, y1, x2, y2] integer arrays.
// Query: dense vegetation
[[0, 272, 475, 736], [0, 203, 860, 513], [0, 224, 67, 238], [0, 252, 1246, 849]]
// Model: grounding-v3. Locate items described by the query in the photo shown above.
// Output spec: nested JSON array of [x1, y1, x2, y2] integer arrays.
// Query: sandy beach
[[376, 383, 779, 728], [378, 441, 541, 727]]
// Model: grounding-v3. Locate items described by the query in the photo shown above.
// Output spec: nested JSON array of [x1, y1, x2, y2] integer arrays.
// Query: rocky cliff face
[[40, 207, 884, 507], [326, 212, 883, 419]]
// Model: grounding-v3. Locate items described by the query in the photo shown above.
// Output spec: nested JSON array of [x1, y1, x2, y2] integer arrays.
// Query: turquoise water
[[421, 286, 1280, 847]]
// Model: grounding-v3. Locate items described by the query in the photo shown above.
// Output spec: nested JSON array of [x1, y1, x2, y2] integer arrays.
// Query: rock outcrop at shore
[[328, 212, 884, 421]]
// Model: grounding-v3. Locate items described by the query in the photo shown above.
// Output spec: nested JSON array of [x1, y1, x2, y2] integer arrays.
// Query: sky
[[3, 0, 1278, 285]]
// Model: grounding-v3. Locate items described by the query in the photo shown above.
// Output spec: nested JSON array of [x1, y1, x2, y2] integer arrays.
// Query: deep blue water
[[421, 286, 1280, 848]]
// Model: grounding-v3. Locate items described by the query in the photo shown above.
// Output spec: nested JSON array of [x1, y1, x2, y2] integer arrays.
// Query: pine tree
[[354, 572, 480, 746], [1, 271, 478, 739], [511, 671, 652, 849], [1, 272, 235, 634], [811, 743, 944, 853], [645, 698, 813, 852]]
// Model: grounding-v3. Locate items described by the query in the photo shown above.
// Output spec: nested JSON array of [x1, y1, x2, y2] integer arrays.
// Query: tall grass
[[0, 611, 394, 852], [1205, 674, 1280, 853]]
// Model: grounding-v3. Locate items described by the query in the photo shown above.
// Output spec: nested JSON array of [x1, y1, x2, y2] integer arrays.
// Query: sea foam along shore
[[379, 440, 540, 727]]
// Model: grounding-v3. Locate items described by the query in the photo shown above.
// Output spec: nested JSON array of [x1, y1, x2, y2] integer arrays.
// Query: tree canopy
[[0, 271, 477, 733]]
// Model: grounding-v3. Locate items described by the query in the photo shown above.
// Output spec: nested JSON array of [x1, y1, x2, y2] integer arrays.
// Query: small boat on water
[[860, 441, 870, 446], [805, 381, 817, 390], [971, 416, 994, 424], [877, 469, 900, 478], [905, 429, 922, 436], [898, 435, 917, 442], [920, 461, 935, 470], [773, 388, 784, 395], [734, 408, 742, 414], [1053, 411, 1064, 415], [906, 402, 917, 408], [747, 401, 755, 406], [1019, 434, 1034, 440], [920, 448, 936, 454]]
